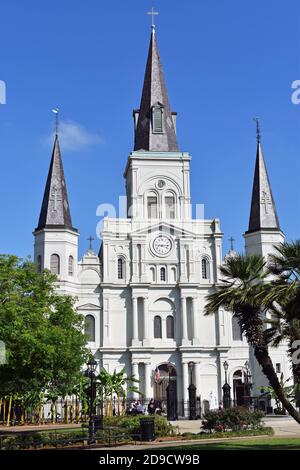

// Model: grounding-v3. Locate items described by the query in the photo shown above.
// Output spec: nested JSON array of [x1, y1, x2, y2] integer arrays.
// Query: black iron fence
[[1, 393, 273, 427], [0, 426, 132, 450], [0, 396, 203, 426]]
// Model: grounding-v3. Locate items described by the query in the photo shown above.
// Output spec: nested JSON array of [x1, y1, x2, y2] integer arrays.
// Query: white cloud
[[47, 120, 104, 151]]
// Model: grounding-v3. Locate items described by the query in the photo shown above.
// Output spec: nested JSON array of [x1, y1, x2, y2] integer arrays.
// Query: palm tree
[[205, 253, 300, 424], [259, 373, 295, 414], [97, 368, 114, 416], [97, 368, 140, 416], [266, 241, 300, 405], [112, 368, 140, 415]]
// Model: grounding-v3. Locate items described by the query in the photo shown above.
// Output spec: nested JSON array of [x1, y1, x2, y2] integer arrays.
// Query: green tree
[[205, 253, 300, 424], [0, 255, 89, 421]]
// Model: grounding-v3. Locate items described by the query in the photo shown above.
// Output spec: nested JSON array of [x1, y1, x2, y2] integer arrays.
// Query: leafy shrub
[[102, 415, 175, 438], [14, 432, 45, 449], [0, 430, 88, 450], [202, 407, 264, 432], [0, 436, 19, 450], [95, 427, 131, 445]]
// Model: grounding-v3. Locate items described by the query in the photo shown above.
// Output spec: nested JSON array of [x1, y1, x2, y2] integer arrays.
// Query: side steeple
[[133, 25, 178, 152], [36, 134, 75, 231], [247, 120, 280, 233], [244, 120, 284, 258], [34, 127, 79, 283]]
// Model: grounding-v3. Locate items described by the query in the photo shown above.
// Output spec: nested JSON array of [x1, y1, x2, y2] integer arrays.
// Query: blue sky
[[0, 0, 299, 259]]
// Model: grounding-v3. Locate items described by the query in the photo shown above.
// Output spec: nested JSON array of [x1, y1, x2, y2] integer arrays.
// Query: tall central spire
[[133, 25, 179, 152]]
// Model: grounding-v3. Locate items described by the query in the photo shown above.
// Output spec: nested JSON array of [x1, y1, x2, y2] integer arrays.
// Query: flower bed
[[202, 407, 265, 433]]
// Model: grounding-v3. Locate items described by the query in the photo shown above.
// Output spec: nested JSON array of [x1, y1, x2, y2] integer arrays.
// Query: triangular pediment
[[130, 221, 196, 238], [77, 303, 100, 311]]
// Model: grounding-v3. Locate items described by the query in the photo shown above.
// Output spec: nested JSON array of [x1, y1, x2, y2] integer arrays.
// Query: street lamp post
[[85, 358, 97, 445], [244, 360, 252, 408], [166, 362, 177, 421], [188, 361, 197, 420], [222, 360, 231, 409]]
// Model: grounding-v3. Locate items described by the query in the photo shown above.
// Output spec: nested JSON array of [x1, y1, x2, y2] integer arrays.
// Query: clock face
[[153, 236, 172, 256]]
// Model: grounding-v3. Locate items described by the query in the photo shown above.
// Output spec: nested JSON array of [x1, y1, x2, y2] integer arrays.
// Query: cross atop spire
[[147, 7, 159, 30], [247, 122, 280, 234], [254, 116, 261, 143], [133, 23, 178, 152], [87, 235, 94, 252], [229, 237, 235, 251]]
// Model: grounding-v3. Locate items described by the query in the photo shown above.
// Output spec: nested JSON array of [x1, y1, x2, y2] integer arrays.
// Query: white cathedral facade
[[33, 26, 290, 414]]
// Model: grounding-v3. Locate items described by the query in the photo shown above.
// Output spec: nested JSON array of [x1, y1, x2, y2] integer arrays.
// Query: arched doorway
[[153, 363, 177, 402], [233, 370, 250, 406]]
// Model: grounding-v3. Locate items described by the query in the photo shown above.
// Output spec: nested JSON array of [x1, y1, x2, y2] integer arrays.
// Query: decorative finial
[[229, 236, 235, 251], [87, 235, 95, 252], [147, 7, 159, 31], [52, 108, 59, 135], [254, 116, 261, 144]]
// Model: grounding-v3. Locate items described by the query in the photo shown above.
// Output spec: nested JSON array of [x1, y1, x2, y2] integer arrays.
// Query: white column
[[195, 362, 201, 398], [103, 242, 109, 281], [143, 297, 150, 346], [140, 243, 147, 282], [180, 242, 187, 282], [102, 296, 110, 347], [192, 297, 199, 345], [132, 362, 139, 398], [131, 243, 138, 283], [182, 362, 189, 414], [181, 297, 188, 345], [145, 363, 152, 399], [132, 296, 139, 346]]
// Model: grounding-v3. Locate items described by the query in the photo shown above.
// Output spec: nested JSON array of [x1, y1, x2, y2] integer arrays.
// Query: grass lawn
[[162, 437, 300, 451]]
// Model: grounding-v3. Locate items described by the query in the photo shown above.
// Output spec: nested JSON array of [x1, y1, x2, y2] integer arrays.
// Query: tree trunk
[[75, 396, 79, 423], [254, 345, 300, 424], [3, 399, 6, 424], [64, 396, 68, 424], [6, 396, 12, 427]]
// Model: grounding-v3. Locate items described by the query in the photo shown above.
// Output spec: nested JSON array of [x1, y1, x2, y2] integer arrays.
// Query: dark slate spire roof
[[36, 134, 75, 231], [247, 140, 280, 233], [134, 27, 179, 152]]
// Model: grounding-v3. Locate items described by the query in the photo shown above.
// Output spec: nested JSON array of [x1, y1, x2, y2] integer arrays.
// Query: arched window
[[160, 267, 166, 281], [50, 254, 60, 275], [166, 315, 175, 338], [117, 258, 124, 280], [147, 195, 158, 218], [153, 106, 163, 133], [37, 255, 42, 273], [165, 194, 175, 219], [68, 255, 74, 276], [85, 315, 95, 342], [171, 267, 177, 283], [232, 314, 243, 341], [154, 316, 162, 338], [201, 258, 208, 279], [150, 267, 156, 283]]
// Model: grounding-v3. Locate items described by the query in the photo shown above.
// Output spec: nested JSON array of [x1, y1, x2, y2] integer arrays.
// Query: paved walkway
[[263, 417, 300, 437], [93, 417, 300, 450], [0, 423, 81, 433], [171, 416, 300, 437]]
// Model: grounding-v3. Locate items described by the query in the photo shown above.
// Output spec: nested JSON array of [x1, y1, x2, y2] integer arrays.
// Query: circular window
[[157, 179, 166, 189]]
